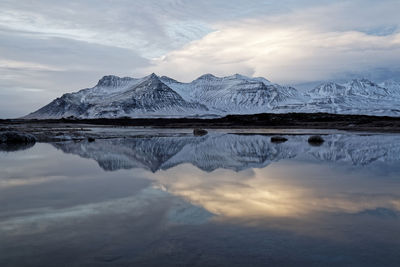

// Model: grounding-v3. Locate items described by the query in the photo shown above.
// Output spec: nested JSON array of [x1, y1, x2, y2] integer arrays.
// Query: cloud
[[151, 162, 400, 220], [0, 188, 164, 234], [0, 59, 64, 72], [148, 27, 400, 83], [146, 1, 400, 83], [0, 0, 362, 59], [0, 0, 219, 58]]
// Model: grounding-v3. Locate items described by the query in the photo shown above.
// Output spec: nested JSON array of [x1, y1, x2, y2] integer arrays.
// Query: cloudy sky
[[1, 0, 400, 118]]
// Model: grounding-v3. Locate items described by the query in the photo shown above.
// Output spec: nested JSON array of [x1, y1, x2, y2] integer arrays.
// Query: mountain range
[[25, 73, 400, 119]]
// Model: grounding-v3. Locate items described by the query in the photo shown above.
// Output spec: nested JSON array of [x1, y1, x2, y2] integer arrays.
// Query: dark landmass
[[0, 131, 36, 142], [1, 113, 400, 132], [0, 142, 35, 152]]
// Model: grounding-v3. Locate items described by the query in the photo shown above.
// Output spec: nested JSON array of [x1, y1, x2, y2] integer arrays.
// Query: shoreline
[[1, 112, 400, 133]]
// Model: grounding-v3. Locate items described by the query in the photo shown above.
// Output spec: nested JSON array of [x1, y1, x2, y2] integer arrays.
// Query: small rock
[[193, 128, 208, 136], [308, 135, 324, 146], [270, 136, 288, 143], [87, 137, 96, 142]]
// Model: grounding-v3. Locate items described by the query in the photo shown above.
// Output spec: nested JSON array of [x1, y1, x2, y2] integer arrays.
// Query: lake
[[1, 131, 400, 266]]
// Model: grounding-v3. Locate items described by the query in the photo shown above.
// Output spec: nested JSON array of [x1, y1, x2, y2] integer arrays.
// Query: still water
[[1, 132, 400, 266]]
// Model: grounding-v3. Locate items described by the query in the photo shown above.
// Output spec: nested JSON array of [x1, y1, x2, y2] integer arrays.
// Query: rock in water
[[308, 135, 324, 146], [193, 128, 208, 136], [270, 136, 288, 143]]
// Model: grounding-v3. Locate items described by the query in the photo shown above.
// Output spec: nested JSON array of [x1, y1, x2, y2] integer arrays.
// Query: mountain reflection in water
[[53, 133, 400, 172], [1, 132, 400, 266]]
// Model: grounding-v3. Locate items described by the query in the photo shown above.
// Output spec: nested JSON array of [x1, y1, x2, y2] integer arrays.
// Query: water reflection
[[52, 133, 400, 171], [152, 162, 400, 219], [1, 133, 400, 266]]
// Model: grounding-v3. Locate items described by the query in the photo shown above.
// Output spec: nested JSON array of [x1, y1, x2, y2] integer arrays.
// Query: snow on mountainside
[[25, 73, 400, 119]]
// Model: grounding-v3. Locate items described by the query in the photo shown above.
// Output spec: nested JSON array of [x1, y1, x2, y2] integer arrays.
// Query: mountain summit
[[25, 74, 400, 119]]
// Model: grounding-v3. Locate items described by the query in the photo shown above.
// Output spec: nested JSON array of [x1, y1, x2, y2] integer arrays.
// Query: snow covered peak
[[345, 78, 388, 97], [348, 78, 377, 88], [193, 73, 272, 86], [96, 75, 136, 87], [251, 77, 273, 86], [225, 74, 272, 86], [309, 82, 346, 96], [195, 73, 218, 81], [135, 73, 166, 90], [95, 73, 161, 88], [147, 73, 159, 79], [160, 76, 180, 84], [227, 73, 251, 80]]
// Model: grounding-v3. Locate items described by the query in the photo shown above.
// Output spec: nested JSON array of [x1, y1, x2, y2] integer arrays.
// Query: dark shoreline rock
[[0, 131, 36, 144], [0, 131, 36, 151], [0, 142, 35, 152]]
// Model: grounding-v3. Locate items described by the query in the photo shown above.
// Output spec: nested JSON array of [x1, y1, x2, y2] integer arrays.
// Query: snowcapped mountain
[[25, 73, 400, 119], [305, 79, 400, 116], [25, 74, 208, 119]]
